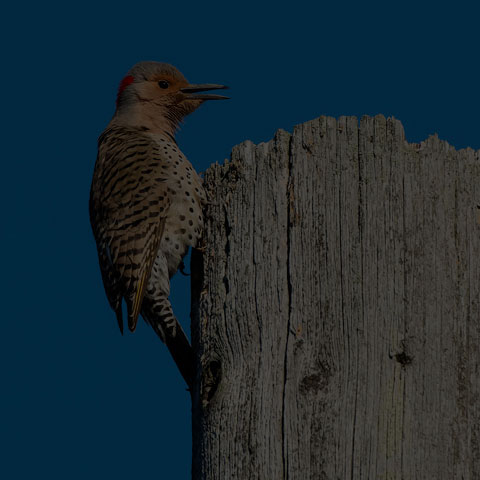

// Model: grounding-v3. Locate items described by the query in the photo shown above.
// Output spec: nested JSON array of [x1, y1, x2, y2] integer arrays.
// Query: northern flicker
[[89, 62, 228, 385]]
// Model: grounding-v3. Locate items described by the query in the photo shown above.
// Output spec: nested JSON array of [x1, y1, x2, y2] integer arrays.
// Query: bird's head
[[114, 61, 228, 136]]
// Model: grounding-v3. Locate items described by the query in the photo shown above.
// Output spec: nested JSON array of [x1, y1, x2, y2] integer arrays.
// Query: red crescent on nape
[[116, 75, 134, 106]]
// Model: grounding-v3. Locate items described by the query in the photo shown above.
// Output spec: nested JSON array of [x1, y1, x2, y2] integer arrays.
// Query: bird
[[89, 61, 228, 386]]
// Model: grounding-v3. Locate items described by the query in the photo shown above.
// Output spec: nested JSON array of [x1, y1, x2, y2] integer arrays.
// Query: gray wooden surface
[[190, 115, 480, 479]]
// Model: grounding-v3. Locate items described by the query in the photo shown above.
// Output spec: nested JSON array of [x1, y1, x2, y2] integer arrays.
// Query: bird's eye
[[158, 80, 169, 89]]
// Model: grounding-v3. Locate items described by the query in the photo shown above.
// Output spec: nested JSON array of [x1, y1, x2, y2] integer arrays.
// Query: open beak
[[180, 83, 229, 100]]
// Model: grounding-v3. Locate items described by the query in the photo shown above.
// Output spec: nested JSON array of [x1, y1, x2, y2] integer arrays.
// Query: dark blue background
[[2, 2, 478, 478]]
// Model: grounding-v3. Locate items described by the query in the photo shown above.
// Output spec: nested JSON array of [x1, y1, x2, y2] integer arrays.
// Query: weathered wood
[[191, 115, 480, 479]]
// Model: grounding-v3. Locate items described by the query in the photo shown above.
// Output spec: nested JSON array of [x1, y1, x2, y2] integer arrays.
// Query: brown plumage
[[90, 62, 228, 345]]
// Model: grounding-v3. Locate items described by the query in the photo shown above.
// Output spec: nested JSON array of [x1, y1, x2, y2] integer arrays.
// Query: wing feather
[[90, 125, 171, 332]]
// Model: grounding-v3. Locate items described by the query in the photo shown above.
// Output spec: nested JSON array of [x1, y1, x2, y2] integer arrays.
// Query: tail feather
[[115, 307, 124, 335]]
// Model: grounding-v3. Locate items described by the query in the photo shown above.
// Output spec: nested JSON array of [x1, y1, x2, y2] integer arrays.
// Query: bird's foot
[[195, 238, 207, 253]]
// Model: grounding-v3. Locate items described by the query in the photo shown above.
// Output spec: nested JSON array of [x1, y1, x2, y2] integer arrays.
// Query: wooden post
[[191, 115, 480, 479]]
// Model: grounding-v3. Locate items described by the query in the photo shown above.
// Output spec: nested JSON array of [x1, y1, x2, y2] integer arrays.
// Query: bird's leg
[[195, 236, 207, 254]]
